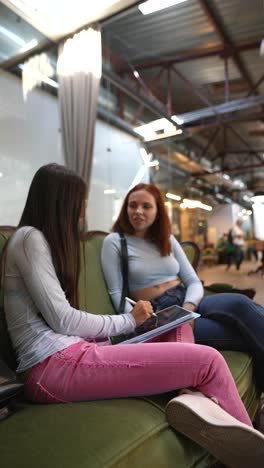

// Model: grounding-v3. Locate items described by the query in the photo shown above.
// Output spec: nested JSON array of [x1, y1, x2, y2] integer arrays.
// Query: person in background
[[216, 233, 228, 264], [247, 234, 258, 262], [227, 219, 245, 270]]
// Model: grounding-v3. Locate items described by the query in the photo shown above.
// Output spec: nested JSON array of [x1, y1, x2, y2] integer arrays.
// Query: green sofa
[[0, 229, 260, 468]]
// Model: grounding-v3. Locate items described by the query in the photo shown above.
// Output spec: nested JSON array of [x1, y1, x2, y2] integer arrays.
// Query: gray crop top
[[101, 232, 204, 314]]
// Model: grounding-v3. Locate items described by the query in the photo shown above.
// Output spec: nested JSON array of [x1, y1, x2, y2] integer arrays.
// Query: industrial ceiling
[[1, 0, 264, 207]]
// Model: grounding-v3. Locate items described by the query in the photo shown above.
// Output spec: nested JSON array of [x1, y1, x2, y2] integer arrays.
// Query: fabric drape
[[57, 27, 102, 190]]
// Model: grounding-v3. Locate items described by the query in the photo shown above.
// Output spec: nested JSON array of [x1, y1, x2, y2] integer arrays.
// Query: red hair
[[112, 183, 171, 256]]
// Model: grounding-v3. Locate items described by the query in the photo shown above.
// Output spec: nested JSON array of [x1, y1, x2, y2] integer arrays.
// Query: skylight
[[3, 0, 120, 39]]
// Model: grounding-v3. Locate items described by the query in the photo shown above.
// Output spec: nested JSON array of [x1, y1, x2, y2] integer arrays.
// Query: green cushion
[[79, 233, 115, 315], [0, 231, 16, 369], [221, 351, 259, 418], [206, 283, 233, 292], [182, 244, 195, 266]]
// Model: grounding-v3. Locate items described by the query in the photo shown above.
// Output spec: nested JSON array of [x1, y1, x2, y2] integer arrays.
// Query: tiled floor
[[198, 260, 264, 305]]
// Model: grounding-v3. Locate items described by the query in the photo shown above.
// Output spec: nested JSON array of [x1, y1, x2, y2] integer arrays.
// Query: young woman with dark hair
[[2, 168, 264, 467]]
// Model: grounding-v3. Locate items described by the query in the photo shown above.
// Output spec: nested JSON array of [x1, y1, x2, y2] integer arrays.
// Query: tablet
[[109, 304, 200, 345]]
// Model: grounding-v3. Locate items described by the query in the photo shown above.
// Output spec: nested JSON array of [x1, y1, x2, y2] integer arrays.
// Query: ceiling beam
[[227, 125, 263, 162], [219, 149, 264, 154], [198, 0, 255, 91], [117, 40, 260, 73], [187, 111, 264, 134], [200, 127, 221, 159], [194, 163, 264, 177], [102, 65, 178, 126], [247, 72, 264, 97], [171, 65, 217, 111], [131, 67, 165, 125]]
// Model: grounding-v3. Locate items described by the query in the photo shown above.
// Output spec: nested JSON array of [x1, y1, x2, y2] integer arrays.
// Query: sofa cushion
[[79, 231, 115, 315], [221, 350, 259, 417], [0, 230, 17, 369], [0, 351, 258, 468]]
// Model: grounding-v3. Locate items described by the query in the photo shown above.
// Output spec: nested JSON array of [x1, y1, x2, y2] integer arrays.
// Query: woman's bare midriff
[[131, 278, 182, 302]]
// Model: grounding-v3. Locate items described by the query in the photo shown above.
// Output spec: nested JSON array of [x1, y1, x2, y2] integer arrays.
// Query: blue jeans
[[151, 284, 186, 311], [152, 288, 264, 390], [195, 293, 264, 390], [227, 245, 244, 269]]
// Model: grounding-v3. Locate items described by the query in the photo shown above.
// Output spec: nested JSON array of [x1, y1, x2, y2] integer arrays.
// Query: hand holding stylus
[[126, 298, 156, 327], [125, 297, 157, 318]]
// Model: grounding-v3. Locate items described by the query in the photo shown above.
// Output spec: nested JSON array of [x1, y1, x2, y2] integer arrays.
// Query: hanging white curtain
[[253, 203, 264, 240], [57, 26, 102, 188]]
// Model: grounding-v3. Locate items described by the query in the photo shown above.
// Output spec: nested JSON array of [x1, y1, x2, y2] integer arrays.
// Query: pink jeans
[[24, 324, 252, 426]]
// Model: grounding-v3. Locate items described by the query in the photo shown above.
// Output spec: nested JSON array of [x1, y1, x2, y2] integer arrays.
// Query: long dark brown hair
[[113, 183, 171, 256], [2, 163, 87, 308]]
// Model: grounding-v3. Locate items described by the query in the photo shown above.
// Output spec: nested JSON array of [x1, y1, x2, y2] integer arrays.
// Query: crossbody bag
[[118, 232, 129, 314]]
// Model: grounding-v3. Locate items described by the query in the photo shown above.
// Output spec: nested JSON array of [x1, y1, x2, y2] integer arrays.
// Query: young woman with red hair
[[102, 183, 264, 386], [105, 183, 202, 319]]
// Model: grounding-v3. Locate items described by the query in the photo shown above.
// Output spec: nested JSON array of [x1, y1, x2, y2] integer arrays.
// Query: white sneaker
[[166, 394, 264, 467]]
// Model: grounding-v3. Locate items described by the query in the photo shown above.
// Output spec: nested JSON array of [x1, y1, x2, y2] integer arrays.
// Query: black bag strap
[[118, 232, 129, 314]]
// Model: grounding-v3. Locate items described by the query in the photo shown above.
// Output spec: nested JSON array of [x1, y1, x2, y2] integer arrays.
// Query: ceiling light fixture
[[104, 188, 116, 194], [0, 25, 38, 52], [0, 25, 25, 46], [166, 192, 181, 201], [6, 0, 119, 39], [134, 118, 182, 142], [180, 198, 212, 211], [243, 195, 251, 201], [139, 147, 152, 163], [171, 114, 184, 125], [19, 38, 38, 53], [138, 0, 188, 15], [233, 179, 245, 188], [147, 160, 159, 167], [139, 147, 159, 167]]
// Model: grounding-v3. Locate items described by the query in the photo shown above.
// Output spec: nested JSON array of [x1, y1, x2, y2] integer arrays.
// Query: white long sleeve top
[[101, 233, 204, 314], [4, 227, 136, 372], [232, 225, 245, 246]]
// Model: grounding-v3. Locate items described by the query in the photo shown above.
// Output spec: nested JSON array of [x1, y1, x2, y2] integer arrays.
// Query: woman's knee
[[199, 293, 251, 315], [196, 344, 225, 366], [205, 347, 230, 376], [206, 345, 224, 360]]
